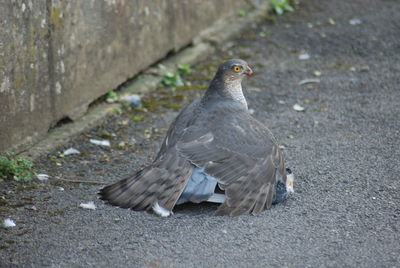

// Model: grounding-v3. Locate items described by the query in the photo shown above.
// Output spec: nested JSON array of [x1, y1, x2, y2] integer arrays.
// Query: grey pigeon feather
[[99, 59, 294, 216]]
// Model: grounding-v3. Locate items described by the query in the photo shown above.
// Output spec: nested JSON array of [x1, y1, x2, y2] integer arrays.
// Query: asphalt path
[[1, 0, 399, 267]]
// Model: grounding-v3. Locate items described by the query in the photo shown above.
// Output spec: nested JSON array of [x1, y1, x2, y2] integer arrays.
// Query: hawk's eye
[[233, 66, 242, 73]]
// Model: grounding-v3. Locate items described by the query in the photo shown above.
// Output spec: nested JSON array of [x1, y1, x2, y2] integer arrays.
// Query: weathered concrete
[[0, 0, 266, 152]]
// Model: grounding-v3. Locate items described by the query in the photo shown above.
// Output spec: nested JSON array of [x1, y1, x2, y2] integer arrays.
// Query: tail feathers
[[99, 154, 192, 212]]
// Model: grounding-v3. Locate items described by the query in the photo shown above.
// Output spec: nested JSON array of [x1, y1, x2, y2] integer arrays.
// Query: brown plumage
[[99, 59, 291, 216]]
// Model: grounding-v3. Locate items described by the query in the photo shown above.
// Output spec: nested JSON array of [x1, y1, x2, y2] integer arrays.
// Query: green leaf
[[275, 6, 283, 15], [177, 64, 191, 75], [270, 0, 295, 15], [238, 9, 246, 17], [162, 72, 184, 87], [284, 5, 294, 12]]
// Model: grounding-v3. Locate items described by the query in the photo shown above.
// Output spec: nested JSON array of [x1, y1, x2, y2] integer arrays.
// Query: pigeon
[[99, 59, 294, 216]]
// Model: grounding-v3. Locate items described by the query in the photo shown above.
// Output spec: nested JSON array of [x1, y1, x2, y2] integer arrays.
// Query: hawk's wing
[[177, 99, 286, 216], [99, 148, 193, 213]]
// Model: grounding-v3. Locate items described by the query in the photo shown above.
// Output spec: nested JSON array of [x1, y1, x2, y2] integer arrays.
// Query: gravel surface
[[1, 0, 399, 267]]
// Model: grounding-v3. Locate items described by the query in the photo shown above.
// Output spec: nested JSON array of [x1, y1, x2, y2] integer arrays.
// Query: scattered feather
[[293, 104, 305, 112], [298, 53, 310, 60], [89, 139, 110, 147], [63, 148, 80, 155], [122, 94, 142, 108], [313, 71, 322, 77], [298, 78, 320, 85], [57, 187, 65, 191], [286, 173, 295, 193], [36, 174, 49, 181], [79, 201, 96, 210], [248, 108, 255, 115], [259, 31, 267, 37], [152, 202, 173, 217], [27, 205, 37, 211], [328, 18, 336, 25], [3, 218, 16, 228], [349, 18, 362, 25]]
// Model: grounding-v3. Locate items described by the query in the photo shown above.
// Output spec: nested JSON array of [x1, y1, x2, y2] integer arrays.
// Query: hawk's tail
[[99, 153, 192, 215]]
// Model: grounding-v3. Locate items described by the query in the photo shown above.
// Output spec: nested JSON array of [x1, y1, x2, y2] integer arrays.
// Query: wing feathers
[[99, 150, 192, 211]]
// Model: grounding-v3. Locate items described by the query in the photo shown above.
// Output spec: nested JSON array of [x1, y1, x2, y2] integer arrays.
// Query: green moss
[[177, 84, 207, 91], [131, 115, 144, 122], [50, 7, 63, 26], [0, 153, 34, 182]]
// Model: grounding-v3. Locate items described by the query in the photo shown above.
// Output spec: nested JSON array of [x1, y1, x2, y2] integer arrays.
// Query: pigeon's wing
[[177, 100, 286, 216], [99, 148, 193, 212]]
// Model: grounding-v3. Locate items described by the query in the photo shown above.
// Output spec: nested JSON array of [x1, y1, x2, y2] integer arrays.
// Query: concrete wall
[[0, 0, 256, 152]]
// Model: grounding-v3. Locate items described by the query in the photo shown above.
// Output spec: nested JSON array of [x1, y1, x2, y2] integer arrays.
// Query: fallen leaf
[[117, 142, 126, 149], [100, 155, 110, 163]]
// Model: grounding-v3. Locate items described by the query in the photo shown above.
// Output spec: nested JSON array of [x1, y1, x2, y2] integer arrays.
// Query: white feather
[[36, 174, 49, 181], [286, 173, 295, 193], [63, 148, 81, 155], [89, 139, 110, 147], [79, 201, 96, 210], [152, 201, 173, 217], [3, 218, 16, 228]]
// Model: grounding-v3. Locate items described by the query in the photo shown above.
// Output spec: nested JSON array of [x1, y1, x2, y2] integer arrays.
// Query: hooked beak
[[245, 66, 253, 76]]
